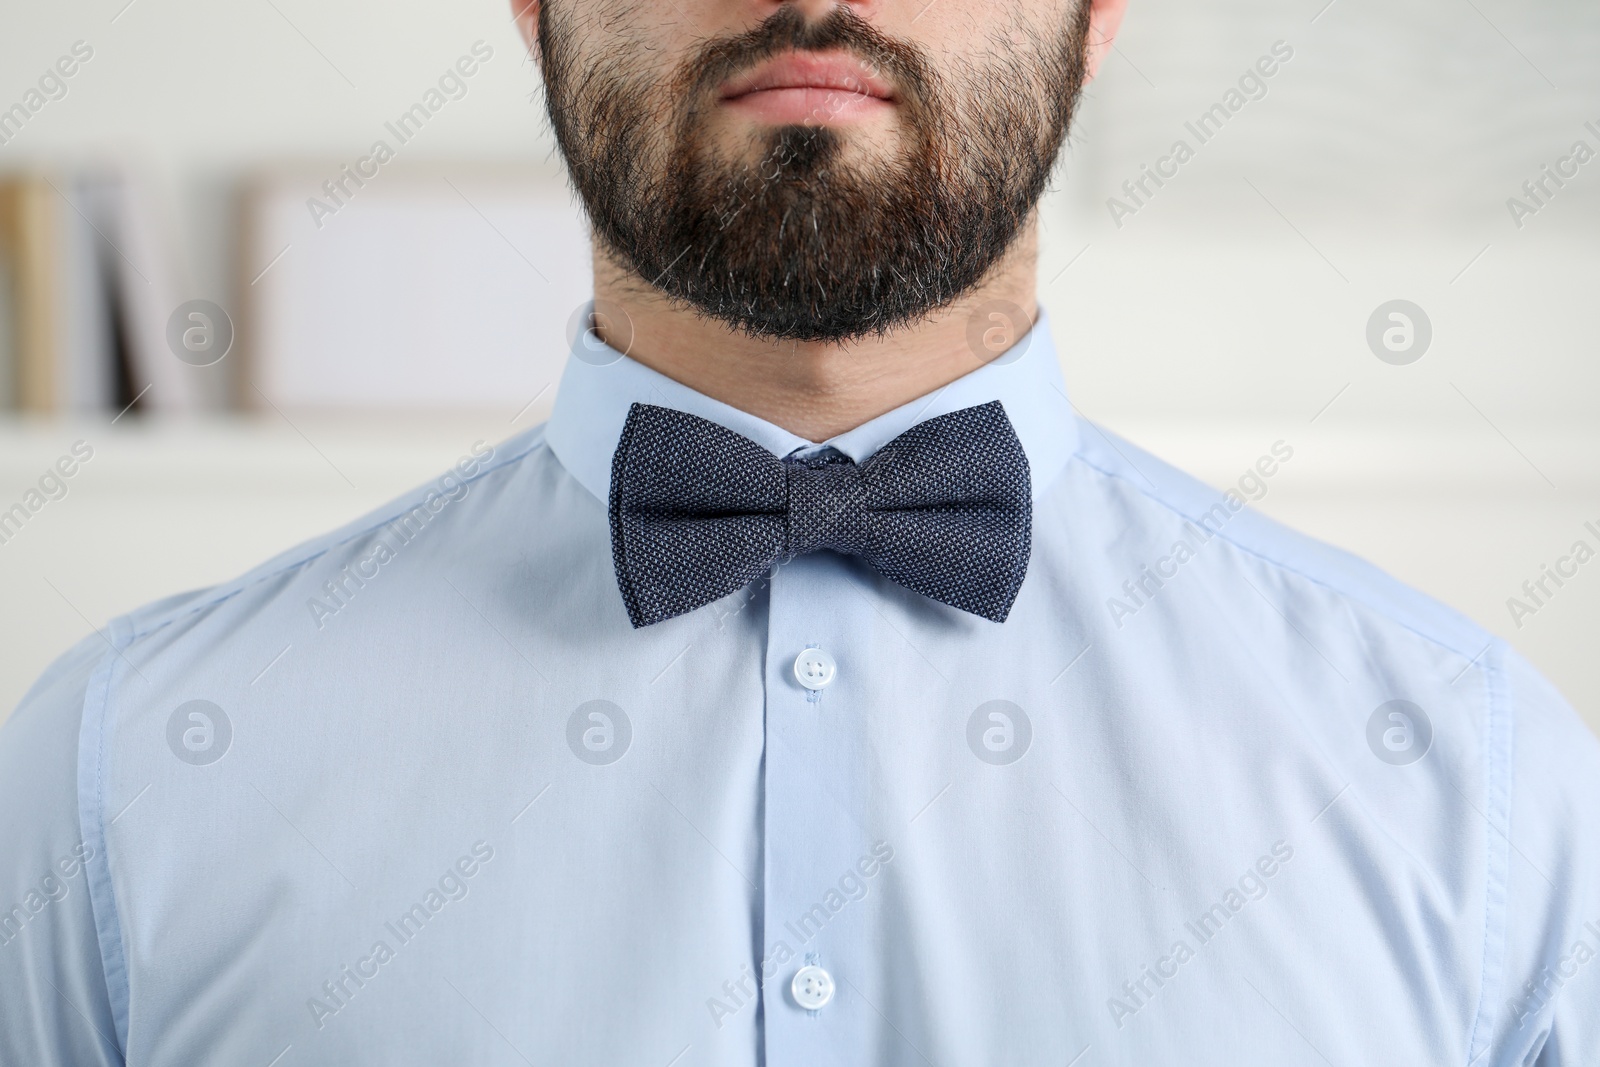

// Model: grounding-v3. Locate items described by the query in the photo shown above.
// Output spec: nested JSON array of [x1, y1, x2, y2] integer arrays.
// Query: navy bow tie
[[607, 400, 1032, 628]]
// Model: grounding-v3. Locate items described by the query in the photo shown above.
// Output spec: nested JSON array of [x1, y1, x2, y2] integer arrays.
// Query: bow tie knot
[[783, 452, 870, 560]]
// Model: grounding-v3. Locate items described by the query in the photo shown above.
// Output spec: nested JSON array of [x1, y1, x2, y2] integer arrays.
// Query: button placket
[[763, 553, 874, 1065]]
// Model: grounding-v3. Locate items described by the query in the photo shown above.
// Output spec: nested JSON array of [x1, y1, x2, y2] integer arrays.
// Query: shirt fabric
[[2, 309, 1597, 1066]]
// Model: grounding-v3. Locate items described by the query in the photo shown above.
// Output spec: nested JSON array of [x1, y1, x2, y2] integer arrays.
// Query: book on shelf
[[0, 169, 205, 416], [0, 176, 57, 412]]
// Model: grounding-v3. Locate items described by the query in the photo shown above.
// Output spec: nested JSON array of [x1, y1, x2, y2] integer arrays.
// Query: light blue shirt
[[2, 311, 1598, 1066]]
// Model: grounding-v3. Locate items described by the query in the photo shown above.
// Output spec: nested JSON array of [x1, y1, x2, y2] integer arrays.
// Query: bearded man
[[1, 1, 1596, 1064]]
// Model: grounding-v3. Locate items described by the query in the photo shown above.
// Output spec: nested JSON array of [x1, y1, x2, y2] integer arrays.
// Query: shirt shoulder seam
[[1466, 638, 1515, 1064], [77, 635, 132, 1055], [1066, 448, 1489, 662], [121, 431, 550, 647]]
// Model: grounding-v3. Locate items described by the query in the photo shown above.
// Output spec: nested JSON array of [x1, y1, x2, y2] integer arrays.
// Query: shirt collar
[[546, 305, 1078, 504]]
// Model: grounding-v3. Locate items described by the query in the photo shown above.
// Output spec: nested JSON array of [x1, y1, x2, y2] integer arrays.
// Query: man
[[1, 0, 1596, 1063]]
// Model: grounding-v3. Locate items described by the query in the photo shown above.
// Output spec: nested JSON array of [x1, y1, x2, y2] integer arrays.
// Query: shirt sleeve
[[0, 635, 123, 1067], [1495, 645, 1600, 1066]]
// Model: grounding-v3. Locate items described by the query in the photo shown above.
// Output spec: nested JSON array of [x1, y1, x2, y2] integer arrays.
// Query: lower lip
[[721, 86, 894, 125]]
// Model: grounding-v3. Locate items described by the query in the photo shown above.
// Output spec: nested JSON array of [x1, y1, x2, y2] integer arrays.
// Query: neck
[[589, 218, 1041, 443]]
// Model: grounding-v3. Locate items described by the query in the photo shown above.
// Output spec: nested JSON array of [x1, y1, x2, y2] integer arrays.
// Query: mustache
[[677, 5, 934, 113]]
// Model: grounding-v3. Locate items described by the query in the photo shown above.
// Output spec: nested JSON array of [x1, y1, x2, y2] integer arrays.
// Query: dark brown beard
[[539, 3, 1091, 343]]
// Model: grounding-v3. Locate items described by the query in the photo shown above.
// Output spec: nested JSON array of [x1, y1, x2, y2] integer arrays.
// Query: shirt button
[[791, 965, 835, 1010], [792, 648, 837, 691]]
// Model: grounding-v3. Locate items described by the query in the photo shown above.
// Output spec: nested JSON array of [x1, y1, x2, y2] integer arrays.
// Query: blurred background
[[0, 0, 1596, 730]]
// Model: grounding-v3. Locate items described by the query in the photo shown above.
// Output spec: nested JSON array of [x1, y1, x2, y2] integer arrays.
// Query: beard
[[538, 3, 1091, 343]]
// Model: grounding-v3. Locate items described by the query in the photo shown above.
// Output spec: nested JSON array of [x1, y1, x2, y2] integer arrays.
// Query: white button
[[793, 648, 837, 691], [791, 965, 835, 1010]]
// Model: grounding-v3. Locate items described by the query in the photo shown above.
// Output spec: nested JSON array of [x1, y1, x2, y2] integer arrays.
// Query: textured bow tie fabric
[[607, 400, 1032, 628]]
